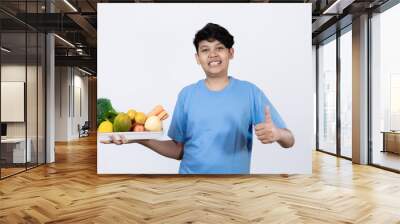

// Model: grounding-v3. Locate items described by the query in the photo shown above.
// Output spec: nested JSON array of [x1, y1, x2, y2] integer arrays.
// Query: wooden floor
[[373, 151, 400, 171], [0, 167, 26, 178], [1, 135, 400, 223]]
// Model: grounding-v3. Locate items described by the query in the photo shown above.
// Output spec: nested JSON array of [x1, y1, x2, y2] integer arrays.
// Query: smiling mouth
[[208, 60, 222, 67]]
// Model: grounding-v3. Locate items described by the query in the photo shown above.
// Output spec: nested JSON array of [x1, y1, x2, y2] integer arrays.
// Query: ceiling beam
[[67, 13, 97, 42], [55, 55, 96, 71]]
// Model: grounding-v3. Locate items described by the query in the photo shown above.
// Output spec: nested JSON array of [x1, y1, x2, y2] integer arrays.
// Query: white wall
[[55, 67, 68, 141], [98, 3, 313, 174], [1, 65, 39, 138], [72, 71, 89, 138], [312, 45, 317, 145], [55, 67, 89, 141]]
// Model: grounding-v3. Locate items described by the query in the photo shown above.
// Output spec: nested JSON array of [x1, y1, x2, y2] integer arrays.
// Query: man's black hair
[[193, 23, 234, 52]]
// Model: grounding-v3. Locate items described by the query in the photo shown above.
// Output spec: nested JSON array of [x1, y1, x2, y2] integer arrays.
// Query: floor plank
[[0, 135, 400, 223]]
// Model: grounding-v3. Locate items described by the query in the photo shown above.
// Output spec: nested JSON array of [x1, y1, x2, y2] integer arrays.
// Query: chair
[[78, 121, 90, 138]]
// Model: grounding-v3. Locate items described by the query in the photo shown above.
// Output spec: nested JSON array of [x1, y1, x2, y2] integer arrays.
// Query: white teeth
[[209, 61, 221, 66]]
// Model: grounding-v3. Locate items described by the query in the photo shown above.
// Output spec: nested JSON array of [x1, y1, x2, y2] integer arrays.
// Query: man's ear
[[195, 53, 200, 65], [229, 48, 234, 59]]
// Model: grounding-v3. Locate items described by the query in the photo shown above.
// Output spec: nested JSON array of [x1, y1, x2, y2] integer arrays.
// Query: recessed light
[[63, 0, 78, 12], [78, 67, 92, 76], [54, 34, 75, 48], [1, 47, 11, 53]]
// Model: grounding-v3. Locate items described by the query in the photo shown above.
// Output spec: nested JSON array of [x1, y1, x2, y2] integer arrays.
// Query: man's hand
[[100, 134, 145, 145], [255, 106, 281, 144], [100, 134, 183, 160]]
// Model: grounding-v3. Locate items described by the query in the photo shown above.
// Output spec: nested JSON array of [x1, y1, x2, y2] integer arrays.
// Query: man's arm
[[254, 106, 295, 148], [276, 128, 295, 148], [103, 136, 184, 160], [136, 139, 184, 160]]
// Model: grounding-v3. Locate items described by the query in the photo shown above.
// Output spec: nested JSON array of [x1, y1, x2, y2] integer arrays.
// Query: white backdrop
[[98, 3, 313, 174]]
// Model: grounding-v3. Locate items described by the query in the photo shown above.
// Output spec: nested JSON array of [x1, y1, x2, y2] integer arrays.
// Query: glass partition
[[1, 31, 28, 177], [0, 1, 46, 179]]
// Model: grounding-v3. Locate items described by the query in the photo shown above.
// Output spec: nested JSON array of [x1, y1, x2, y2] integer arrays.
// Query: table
[[381, 131, 400, 154], [1, 138, 32, 163]]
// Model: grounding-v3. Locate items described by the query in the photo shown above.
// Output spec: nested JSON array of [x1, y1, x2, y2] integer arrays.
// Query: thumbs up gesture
[[255, 106, 281, 144]]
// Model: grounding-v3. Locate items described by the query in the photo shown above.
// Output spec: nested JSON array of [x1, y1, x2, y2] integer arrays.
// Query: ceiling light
[[54, 34, 75, 48], [63, 0, 78, 12], [78, 67, 92, 76], [322, 0, 355, 15], [1, 47, 11, 53]]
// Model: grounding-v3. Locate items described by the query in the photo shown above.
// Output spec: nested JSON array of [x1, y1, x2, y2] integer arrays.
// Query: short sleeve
[[168, 89, 187, 143], [251, 85, 287, 129]]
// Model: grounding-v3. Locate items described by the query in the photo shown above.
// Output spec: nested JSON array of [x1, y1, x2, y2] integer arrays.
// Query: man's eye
[[201, 49, 209, 53], [217, 47, 225, 51]]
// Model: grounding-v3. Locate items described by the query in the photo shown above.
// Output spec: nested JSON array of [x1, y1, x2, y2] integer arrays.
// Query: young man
[[113, 23, 294, 174]]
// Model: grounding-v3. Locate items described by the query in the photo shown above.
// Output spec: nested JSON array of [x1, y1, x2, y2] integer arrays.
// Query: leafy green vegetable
[[104, 110, 118, 124], [97, 98, 117, 127]]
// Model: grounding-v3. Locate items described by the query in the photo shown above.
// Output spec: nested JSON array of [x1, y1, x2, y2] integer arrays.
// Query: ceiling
[[0, 0, 393, 75]]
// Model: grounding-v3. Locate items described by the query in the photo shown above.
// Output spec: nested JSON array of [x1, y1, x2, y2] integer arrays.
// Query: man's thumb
[[265, 106, 272, 123]]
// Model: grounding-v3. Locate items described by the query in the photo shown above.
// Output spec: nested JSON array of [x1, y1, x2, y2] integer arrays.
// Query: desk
[[382, 131, 400, 154], [1, 138, 31, 163]]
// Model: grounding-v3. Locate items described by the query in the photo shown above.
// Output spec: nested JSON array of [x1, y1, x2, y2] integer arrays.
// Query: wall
[[312, 45, 316, 144], [88, 77, 97, 132], [1, 65, 42, 138], [55, 67, 89, 141], [55, 67, 69, 141]]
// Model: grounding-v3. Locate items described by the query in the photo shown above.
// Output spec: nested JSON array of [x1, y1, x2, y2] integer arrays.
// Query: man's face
[[195, 40, 234, 78]]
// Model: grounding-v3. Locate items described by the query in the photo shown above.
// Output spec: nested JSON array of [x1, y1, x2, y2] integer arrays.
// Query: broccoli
[[97, 98, 117, 127]]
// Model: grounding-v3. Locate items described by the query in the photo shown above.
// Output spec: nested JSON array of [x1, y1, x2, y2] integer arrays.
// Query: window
[[340, 29, 352, 158], [318, 37, 337, 154], [371, 3, 400, 171]]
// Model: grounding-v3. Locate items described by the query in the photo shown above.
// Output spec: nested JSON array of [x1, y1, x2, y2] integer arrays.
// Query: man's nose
[[208, 49, 218, 57]]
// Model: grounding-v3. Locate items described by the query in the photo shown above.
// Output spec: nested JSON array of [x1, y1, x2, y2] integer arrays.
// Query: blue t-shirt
[[168, 76, 287, 174]]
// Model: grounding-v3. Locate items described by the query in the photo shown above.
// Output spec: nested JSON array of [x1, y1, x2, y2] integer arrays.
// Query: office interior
[[0, 0, 399, 223]]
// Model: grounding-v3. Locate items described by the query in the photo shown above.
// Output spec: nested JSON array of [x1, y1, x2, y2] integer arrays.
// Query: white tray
[[98, 131, 164, 142]]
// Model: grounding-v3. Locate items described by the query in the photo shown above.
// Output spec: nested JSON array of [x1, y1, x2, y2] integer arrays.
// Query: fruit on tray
[[135, 112, 147, 125], [98, 120, 113, 133], [147, 105, 169, 121], [157, 111, 168, 120], [97, 99, 169, 133], [133, 124, 145, 132], [127, 109, 136, 121], [113, 113, 132, 132], [144, 116, 162, 132]]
